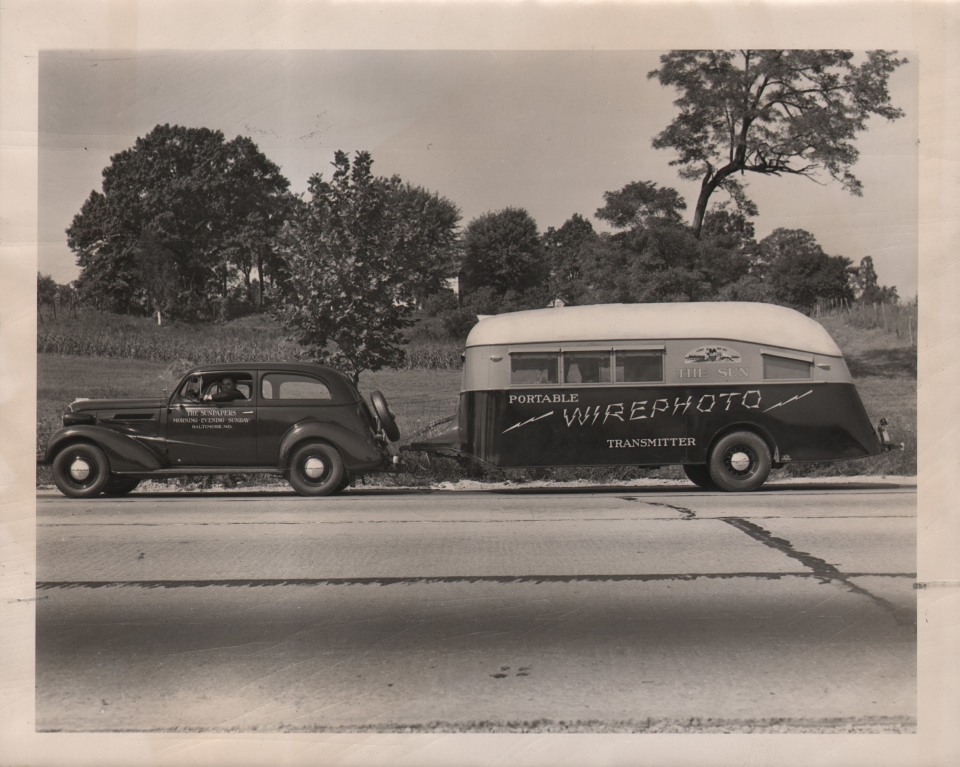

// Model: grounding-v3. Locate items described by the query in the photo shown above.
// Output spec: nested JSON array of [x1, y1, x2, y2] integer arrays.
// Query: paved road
[[35, 481, 916, 733]]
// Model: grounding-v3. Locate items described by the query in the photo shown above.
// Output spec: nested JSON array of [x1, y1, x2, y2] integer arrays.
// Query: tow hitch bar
[[877, 418, 904, 451]]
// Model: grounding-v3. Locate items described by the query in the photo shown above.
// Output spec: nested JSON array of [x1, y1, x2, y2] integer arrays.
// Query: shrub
[[440, 309, 479, 340]]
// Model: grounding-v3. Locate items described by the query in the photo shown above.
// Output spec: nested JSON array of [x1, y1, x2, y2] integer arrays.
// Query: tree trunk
[[692, 177, 713, 240], [692, 163, 739, 240], [256, 254, 266, 310]]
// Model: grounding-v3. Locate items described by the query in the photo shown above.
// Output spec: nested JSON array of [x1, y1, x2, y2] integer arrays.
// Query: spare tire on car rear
[[370, 391, 401, 442]]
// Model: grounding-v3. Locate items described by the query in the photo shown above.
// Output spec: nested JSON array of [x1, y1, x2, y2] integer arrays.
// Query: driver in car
[[207, 376, 246, 402]]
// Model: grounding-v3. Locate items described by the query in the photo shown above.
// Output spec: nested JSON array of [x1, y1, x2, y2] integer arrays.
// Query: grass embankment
[[36, 307, 916, 488]]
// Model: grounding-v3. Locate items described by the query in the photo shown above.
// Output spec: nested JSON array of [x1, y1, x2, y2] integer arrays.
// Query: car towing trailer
[[408, 302, 898, 491]]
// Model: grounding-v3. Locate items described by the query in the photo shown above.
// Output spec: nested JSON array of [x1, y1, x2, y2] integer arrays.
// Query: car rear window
[[261, 373, 332, 400]]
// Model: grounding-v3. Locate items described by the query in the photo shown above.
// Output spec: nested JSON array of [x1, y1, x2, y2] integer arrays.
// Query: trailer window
[[763, 355, 812, 380], [615, 350, 664, 382], [510, 352, 559, 385], [563, 352, 611, 384]]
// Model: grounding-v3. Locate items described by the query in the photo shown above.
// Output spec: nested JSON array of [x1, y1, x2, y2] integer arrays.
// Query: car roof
[[465, 302, 843, 357], [184, 362, 360, 395]]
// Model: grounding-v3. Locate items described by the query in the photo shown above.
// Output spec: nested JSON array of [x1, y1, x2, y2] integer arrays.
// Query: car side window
[[261, 373, 333, 401], [176, 374, 253, 402], [177, 376, 203, 401], [202, 375, 253, 401]]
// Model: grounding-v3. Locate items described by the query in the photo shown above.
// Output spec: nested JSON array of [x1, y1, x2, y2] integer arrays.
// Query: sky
[[38, 49, 919, 297]]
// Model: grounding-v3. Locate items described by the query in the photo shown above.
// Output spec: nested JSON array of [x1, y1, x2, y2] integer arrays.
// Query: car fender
[[279, 421, 388, 471], [44, 426, 166, 473]]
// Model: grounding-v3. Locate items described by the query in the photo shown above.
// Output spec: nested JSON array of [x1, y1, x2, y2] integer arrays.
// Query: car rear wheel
[[288, 442, 345, 497], [52, 443, 110, 498], [370, 391, 401, 442], [102, 476, 141, 496], [708, 431, 771, 492], [682, 464, 716, 489]]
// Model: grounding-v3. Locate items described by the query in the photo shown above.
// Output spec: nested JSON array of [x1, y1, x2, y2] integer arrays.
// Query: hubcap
[[69, 457, 92, 482], [303, 456, 327, 480], [729, 450, 752, 472]]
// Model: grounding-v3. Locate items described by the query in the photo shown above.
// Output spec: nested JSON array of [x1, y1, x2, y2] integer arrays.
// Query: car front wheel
[[103, 476, 141, 496], [288, 442, 345, 497], [52, 443, 110, 498], [708, 431, 771, 492]]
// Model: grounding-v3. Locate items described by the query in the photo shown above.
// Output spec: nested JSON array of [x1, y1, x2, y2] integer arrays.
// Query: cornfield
[[36, 310, 463, 369]]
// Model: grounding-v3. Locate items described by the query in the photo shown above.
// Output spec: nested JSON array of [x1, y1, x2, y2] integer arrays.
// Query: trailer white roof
[[465, 302, 843, 356]]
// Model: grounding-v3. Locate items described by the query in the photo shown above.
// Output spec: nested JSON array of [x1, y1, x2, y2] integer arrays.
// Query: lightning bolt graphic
[[763, 389, 814, 413], [502, 410, 555, 434]]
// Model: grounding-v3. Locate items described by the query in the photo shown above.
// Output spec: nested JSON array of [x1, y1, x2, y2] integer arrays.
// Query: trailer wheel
[[708, 431, 771, 492], [288, 442, 344, 497], [682, 464, 716, 489], [52, 443, 110, 498]]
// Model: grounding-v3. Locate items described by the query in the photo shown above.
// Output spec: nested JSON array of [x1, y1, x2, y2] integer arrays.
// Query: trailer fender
[[700, 421, 780, 464]]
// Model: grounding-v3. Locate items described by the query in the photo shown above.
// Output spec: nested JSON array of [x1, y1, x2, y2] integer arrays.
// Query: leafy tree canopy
[[595, 180, 687, 230], [460, 207, 545, 298], [649, 49, 907, 238], [276, 150, 461, 382], [68, 124, 291, 320], [542, 214, 599, 303], [850, 255, 899, 304], [758, 228, 854, 311]]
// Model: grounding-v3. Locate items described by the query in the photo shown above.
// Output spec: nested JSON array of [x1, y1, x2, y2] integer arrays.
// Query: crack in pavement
[[622, 499, 914, 630], [620, 497, 696, 519], [718, 516, 915, 629], [35, 572, 916, 590]]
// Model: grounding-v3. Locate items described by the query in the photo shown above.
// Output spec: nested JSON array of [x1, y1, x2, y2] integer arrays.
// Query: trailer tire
[[708, 431, 771, 492], [682, 464, 716, 489]]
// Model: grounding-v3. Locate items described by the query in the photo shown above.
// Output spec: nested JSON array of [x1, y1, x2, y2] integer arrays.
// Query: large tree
[[67, 124, 292, 320], [382, 176, 462, 307], [542, 214, 599, 303], [850, 255, 899, 304], [758, 228, 854, 311], [276, 150, 461, 382], [592, 179, 708, 302], [460, 207, 545, 300], [595, 180, 687, 230], [649, 50, 907, 238]]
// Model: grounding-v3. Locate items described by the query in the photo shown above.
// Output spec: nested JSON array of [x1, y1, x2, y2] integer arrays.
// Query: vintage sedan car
[[42, 362, 401, 498]]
